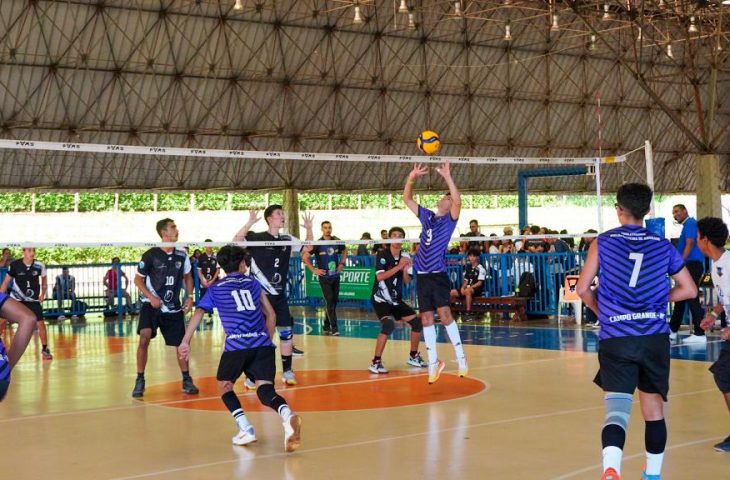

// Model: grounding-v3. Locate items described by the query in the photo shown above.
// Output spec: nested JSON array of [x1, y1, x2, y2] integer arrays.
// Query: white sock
[[644, 452, 664, 476], [602, 446, 622, 474], [423, 325, 438, 365], [232, 409, 252, 431], [444, 321, 465, 361], [278, 404, 293, 422]]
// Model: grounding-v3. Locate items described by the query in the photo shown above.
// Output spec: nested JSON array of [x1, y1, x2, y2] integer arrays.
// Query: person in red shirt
[[104, 257, 132, 313]]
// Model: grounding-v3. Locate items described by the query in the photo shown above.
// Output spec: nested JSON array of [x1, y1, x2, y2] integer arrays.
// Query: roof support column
[[696, 154, 722, 219], [283, 188, 300, 239]]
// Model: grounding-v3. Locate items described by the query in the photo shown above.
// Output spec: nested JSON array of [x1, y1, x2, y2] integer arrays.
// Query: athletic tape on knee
[[604, 392, 633, 431], [277, 328, 293, 342], [380, 317, 396, 336], [256, 383, 276, 407], [409, 316, 423, 333]]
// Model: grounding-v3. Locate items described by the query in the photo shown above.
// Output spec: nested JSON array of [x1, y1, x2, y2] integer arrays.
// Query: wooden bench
[[451, 296, 529, 322]]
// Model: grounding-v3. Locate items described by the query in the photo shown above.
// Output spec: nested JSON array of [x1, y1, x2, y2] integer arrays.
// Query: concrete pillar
[[283, 188, 300, 238], [696, 154, 722, 219]]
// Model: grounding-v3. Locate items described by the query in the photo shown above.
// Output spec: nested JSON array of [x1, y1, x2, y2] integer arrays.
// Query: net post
[[644, 140, 656, 217], [595, 157, 604, 232]]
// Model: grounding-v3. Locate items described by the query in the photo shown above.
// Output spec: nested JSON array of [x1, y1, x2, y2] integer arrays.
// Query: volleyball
[[417, 130, 441, 155]]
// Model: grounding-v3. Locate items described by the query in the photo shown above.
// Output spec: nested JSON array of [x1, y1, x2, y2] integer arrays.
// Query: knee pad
[[380, 317, 396, 336], [408, 316, 423, 333], [277, 328, 293, 342], [604, 392, 633, 431], [256, 383, 276, 407]]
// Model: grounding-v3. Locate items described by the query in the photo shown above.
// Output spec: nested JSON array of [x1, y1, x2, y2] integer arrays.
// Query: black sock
[[42, 344, 48, 350], [181, 371, 191, 380], [645, 419, 667, 454], [373, 356, 381, 363], [409, 351, 417, 358], [282, 355, 292, 372], [602, 424, 626, 449], [137, 372, 144, 379], [221, 391, 242, 414]]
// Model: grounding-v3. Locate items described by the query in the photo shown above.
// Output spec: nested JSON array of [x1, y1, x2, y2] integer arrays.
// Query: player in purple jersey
[[178, 246, 301, 452], [404, 162, 467, 384], [0, 292, 37, 402], [577, 183, 696, 480]]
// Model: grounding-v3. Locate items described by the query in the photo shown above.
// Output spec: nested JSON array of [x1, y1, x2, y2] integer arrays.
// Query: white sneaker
[[244, 378, 256, 390], [683, 334, 707, 345], [57, 315, 66, 321], [232, 427, 257, 446], [282, 370, 297, 386], [406, 352, 427, 368], [669, 331, 677, 341], [457, 357, 468, 377], [368, 361, 389, 374], [283, 415, 302, 453], [71, 315, 79, 321]]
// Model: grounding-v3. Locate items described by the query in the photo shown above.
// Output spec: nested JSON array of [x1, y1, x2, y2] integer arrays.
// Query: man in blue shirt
[[178, 245, 301, 452], [669, 204, 706, 344]]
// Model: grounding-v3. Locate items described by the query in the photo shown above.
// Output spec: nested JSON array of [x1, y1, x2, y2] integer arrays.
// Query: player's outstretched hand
[[398, 256, 412, 270], [700, 314, 716, 332], [302, 211, 315, 230], [178, 342, 190, 362], [721, 327, 730, 341], [435, 162, 451, 179], [247, 209, 261, 227], [409, 163, 429, 179], [183, 297, 193, 313]]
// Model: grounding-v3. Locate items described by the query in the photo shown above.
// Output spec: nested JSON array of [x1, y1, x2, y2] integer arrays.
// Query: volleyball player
[[576, 183, 697, 480], [178, 245, 301, 452], [368, 226, 427, 374], [404, 162, 467, 383], [197, 239, 219, 325], [0, 247, 51, 360], [696, 217, 730, 453], [132, 218, 199, 398], [233, 207, 314, 386], [0, 294, 37, 401]]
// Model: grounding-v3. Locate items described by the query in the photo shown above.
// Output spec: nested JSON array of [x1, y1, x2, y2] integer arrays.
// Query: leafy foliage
[[78, 193, 115, 212]]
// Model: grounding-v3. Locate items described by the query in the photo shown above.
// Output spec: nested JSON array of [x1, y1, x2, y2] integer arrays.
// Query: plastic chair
[[558, 275, 582, 325]]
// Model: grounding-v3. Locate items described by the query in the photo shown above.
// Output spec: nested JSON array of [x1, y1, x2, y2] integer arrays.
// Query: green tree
[[0, 193, 33, 212], [35, 193, 74, 212], [78, 193, 115, 212]]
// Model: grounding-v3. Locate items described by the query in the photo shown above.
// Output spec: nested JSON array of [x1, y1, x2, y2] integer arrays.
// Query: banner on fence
[[305, 267, 375, 300]]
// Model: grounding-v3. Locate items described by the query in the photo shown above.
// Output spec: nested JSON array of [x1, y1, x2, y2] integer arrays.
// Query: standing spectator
[[0, 248, 51, 360], [190, 249, 201, 264], [53, 267, 77, 321], [669, 204, 706, 344], [560, 229, 575, 250], [131, 218, 198, 398], [373, 229, 389, 254], [0, 248, 13, 268], [356, 232, 372, 257], [104, 257, 132, 313], [233, 207, 315, 385], [303, 221, 347, 335], [197, 239, 220, 326], [461, 220, 487, 252], [579, 229, 598, 252]]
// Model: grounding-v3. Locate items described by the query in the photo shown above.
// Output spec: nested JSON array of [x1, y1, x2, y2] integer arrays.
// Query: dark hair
[[204, 238, 212, 243], [697, 217, 729, 249], [263, 204, 283, 225], [616, 183, 652, 219], [467, 248, 480, 257], [673, 204, 687, 211], [380, 229, 387, 234], [389, 226, 406, 237], [530, 225, 540, 235], [111, 257, 120, 263], [469, 219, 478, 225], [156, 218, 174, 237], [361, 232, 372, 240], [321, 221, 331, 227], [217, 245, 252, 274]]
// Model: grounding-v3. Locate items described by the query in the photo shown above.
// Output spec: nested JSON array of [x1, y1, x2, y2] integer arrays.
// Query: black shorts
[[217, 346, 277, 383], [137, 304, 185, 346], [416, 272, 451, 312], [20, 301, 43, 321], [268, 294, 293, 328], [710, 342, 730, 394], [594, 334, 671, 401], [373, 301, 417, 321]]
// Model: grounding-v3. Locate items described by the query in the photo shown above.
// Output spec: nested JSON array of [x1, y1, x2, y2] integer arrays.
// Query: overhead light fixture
[[551, 14, 559, 31], [408, 11, 416, 29], [688, 16, 698, 34], [398, 0, 408, 14], [353, 5, 363, 24], [233, 0, 243, 11], [504, 0, 512, 4], [589, 34, 597, 50], [454, 1, 463, 16], [658, 0, 667, 9], [723, 0, 730, 5], [602, 4, 612, 21], [636, 26, 642, 41], [666, 43, 674, 58], [504, 22, 512, 41]]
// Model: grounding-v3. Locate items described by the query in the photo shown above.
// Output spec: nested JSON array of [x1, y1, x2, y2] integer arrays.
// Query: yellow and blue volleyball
[[417, 130, 441, 155]]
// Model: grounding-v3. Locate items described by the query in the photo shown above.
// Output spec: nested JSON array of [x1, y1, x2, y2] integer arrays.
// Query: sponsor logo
[[149, 147, 166, 153], [62, 143, 80, 149], [15, 141, 34, 147], [190, 149, 206, 154], [106, 145, 124, 151]]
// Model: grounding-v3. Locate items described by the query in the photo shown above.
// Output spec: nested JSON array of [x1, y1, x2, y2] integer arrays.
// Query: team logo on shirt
[[380, 258, 386, 265], [175, 261, 182, 269], [32, 271, 37, 276], [719, 267, 724, 277], [139, 261, 145, 269]]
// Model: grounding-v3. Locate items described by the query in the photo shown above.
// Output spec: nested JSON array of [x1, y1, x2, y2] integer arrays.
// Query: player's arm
[[178, 308, 206, 362], [39, 272, 47, 302], [134, 274, 161, 308], [301, 211, 315, 242], [260, 292, 276, 338], [337, 245, 348, 274], [2, 299, 36, 369], [576, 240, 599, 314], [436, 162, 462, 219], [0, 273, 11, 293], [183, 272, 194, 312], [302, 250, 326, 277], [232, 209, 260, 242], [197, 267, 207, 287], [668, 267, 697, 302], [403, 163, 429, 215], [211, 266, 220, 283], [682, 238, 695, 260]]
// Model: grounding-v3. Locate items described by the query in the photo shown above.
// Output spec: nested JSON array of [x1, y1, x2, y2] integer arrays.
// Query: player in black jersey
[[233, 206, 314, 386], [131, 218, 199, 398], [450, 248, 487, 320], [368, 227, 427, 374], [0, 248, 52, 359], [197, 239, 220, 326]]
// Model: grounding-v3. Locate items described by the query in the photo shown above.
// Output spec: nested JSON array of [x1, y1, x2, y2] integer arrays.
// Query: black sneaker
[[132, 377, 145, 398], [292, 346, 304, 357], [323, 327, 331, 336], [182, 377, 199, 394]]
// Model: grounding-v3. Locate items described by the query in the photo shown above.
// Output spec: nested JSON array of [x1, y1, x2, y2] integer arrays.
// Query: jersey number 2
[[231, 289, 256, 311], [628, 252, 644, 288]]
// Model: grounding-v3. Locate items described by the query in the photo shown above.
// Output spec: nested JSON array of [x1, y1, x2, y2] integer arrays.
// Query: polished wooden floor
[[1, 314, 728, 480]]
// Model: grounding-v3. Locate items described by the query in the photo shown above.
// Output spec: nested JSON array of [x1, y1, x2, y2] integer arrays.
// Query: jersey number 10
[[231, 289, 256, 311]]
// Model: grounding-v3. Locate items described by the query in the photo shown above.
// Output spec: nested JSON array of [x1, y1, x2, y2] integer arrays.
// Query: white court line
[[109, 386, 721, 480]]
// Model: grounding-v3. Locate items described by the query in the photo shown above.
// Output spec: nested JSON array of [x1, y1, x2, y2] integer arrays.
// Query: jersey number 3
[[628, 252, 644, 288], [231, 289, 256, 311]]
